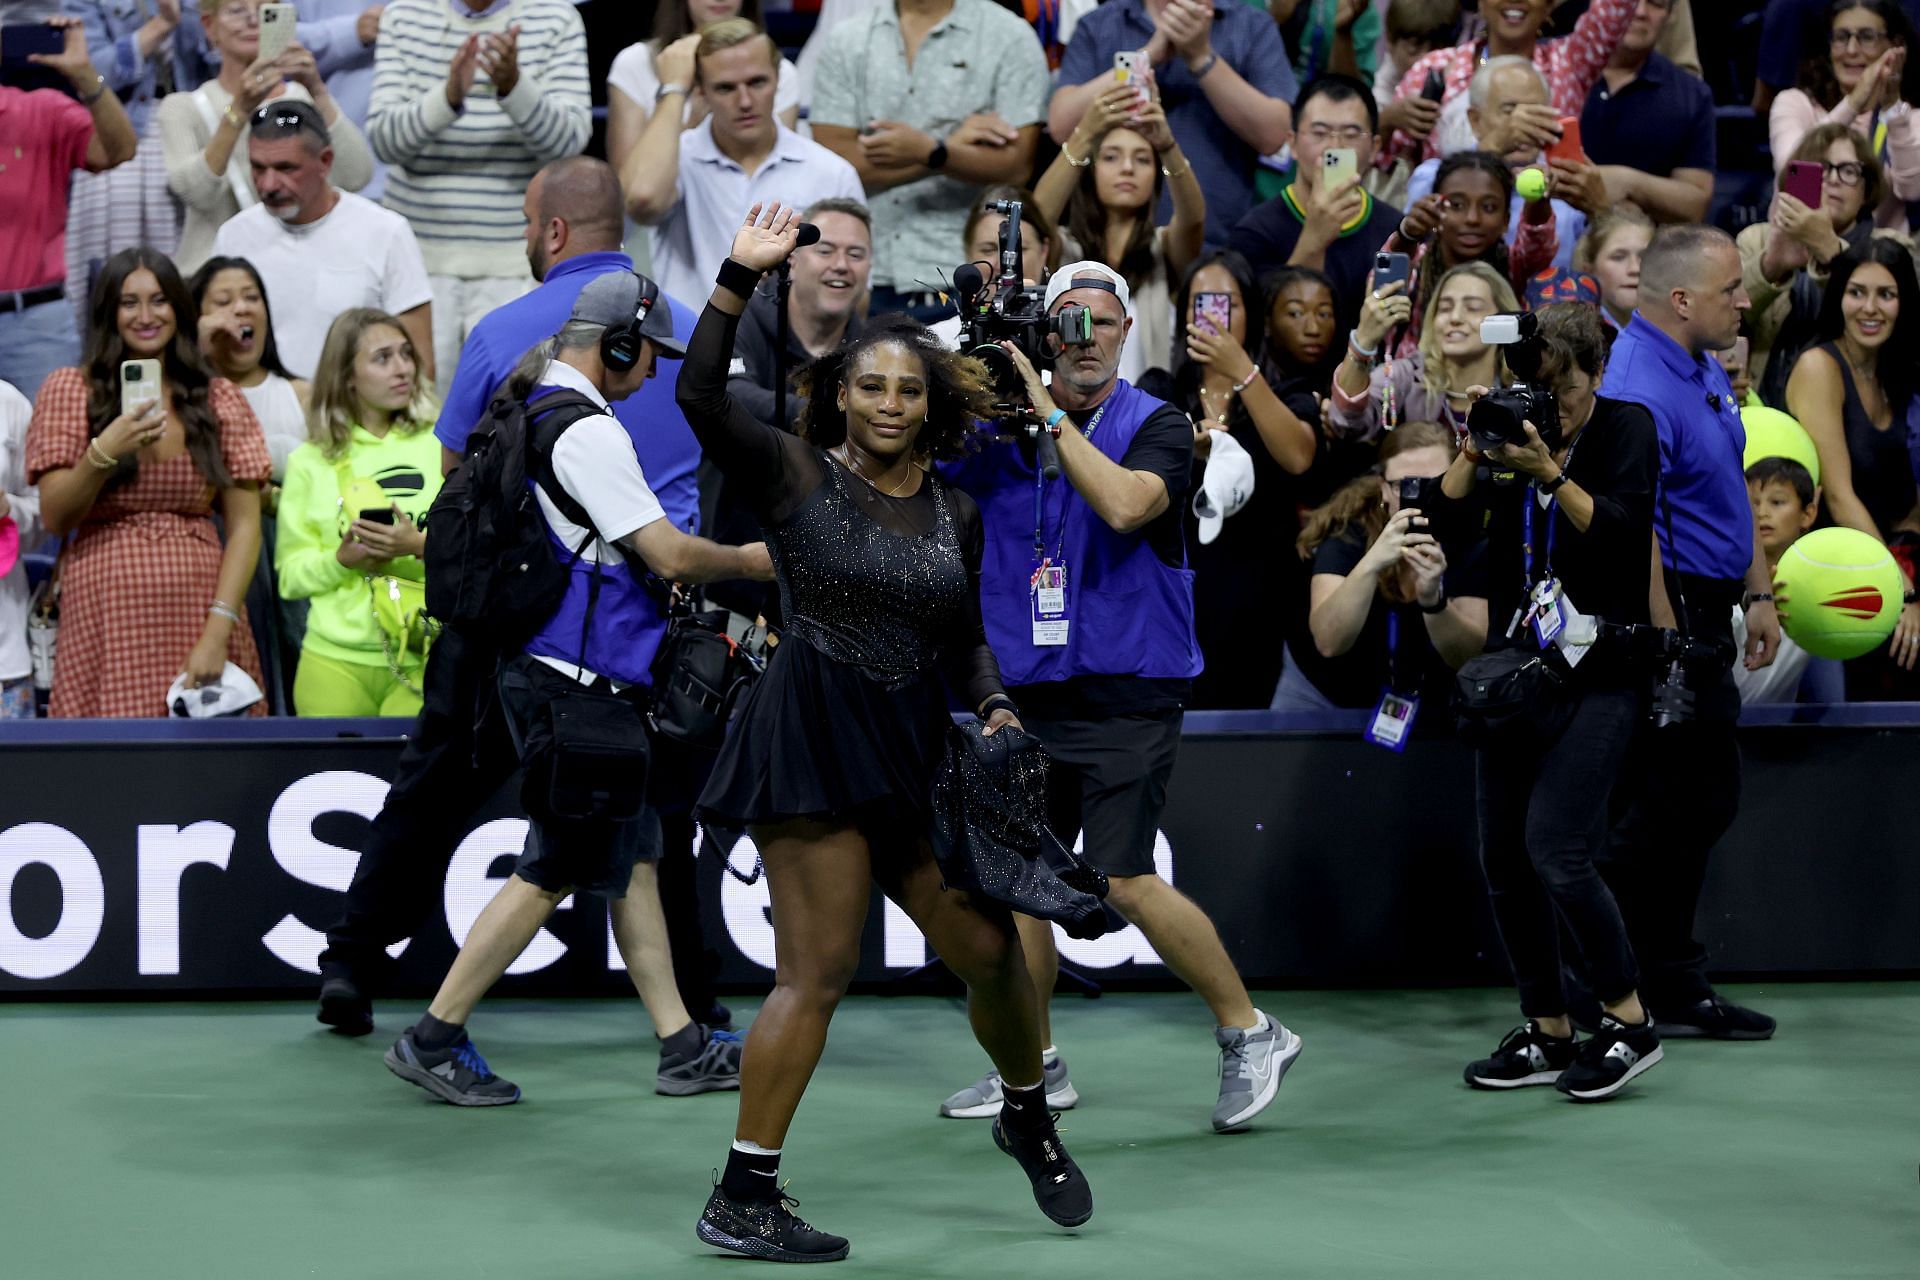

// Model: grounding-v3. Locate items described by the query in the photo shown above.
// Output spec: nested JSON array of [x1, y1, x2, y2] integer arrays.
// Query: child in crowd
[[1736, 456, 1842, 705], [1374, 0, 1461, 116]]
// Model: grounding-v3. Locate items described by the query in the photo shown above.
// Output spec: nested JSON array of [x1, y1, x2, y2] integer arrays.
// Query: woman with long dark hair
[[1784, 238, 1920, 682], [25, 247, 271, 716], [191, 256, 307, 488], [1771, 0, 1920, 231], [676, 204, 1091, 1262], [605, 0, 799, 173]]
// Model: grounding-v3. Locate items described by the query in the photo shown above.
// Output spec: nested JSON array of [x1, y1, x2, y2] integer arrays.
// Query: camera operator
[[1594, 224, 1780, 1042], [941, 260, 1302, 1134], [1439, 302, 1664, 1101]]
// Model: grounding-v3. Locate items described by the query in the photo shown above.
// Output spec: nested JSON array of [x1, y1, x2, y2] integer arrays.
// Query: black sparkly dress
[[677, 299, 1007, 854]]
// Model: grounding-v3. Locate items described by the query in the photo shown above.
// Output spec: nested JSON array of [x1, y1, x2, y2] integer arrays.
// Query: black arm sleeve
[[1576, 401, 1658, 561], [941, 490, 1009, 713], [675, 298, 823, 525]]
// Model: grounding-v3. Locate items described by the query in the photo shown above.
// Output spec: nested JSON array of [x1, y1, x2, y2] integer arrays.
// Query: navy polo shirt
[[1599, 313, 1751, 581], [1056, 0, 1297, 246], [433, 251, 702, 533], [1581, 52, 1715, 178]]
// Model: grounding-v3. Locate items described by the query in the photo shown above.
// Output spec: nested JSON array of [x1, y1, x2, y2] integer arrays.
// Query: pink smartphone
[[1781, 160, 1824, 208], [1193, 291, 1232, 334]]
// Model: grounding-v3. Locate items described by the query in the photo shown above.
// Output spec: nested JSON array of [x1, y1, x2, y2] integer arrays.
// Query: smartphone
[[0, 23, 64, 91], [1372, 251, 1411, 293], [1322, 147, 1358, 190], [1193, 291, 1233, 335], [1112, 50, 1136, 84], [1419, 67, 1446, 102], [358, 507, 397, 525], [120, 359, 162, 419], [1782, 159, 1824, 208], [1545, 116, 1585, 166], [258, 4, 298, 61]]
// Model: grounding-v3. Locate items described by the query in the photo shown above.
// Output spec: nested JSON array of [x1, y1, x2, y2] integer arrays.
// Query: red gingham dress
[[26, 369, 273, 718]]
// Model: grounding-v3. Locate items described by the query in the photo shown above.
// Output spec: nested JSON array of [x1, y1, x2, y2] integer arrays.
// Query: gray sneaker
[[1212, 1013, 1301, 1133], [384, 1028, 521, 1107], [656, 1026, 743, 1096], [939, 1051, 1079, 1118]]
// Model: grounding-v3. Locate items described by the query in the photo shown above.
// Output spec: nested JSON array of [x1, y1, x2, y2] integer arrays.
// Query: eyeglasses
[[1305, 124, 1371, 146], [1824, 160, 1866, 186], [216, 2, 261, 24], [1831, 27, 1889, 51]]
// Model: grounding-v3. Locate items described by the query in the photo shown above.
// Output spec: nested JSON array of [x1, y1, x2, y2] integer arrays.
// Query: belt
[[0, 284, 64, 313]]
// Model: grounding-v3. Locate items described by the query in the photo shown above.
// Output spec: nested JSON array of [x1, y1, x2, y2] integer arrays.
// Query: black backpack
[[424, 389, 606, 647]]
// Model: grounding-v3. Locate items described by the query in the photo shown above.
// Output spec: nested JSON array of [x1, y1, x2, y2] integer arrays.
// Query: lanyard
[[1385, 608, 1407, 694], [1521, 489, 1558, 591], [1032, 403, 1106, 561]]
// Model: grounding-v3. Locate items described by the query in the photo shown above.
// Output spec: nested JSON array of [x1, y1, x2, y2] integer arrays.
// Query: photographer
[[943, 261, 1302, 1135], [1439, 302, 1663, 1101], [1595, 224, 1781, 1042]]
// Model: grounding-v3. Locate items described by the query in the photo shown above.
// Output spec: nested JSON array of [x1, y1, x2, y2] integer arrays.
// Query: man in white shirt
[[620, 19, 863, 313], [212, 101, 433, 380], [385, 269, 774, 1107]]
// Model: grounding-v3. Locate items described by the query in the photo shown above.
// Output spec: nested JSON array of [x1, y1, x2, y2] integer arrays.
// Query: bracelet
[[1189, 53, 1218, 80], [1903, 588, 1916, 605], [1538, 470, 1570, 494], [1061, 140, 1091, 167], [79, 74, 108, 105], [716, 257, 763, 298], [1348, 330, 1379, 358], [1746, 592, 1775, 606], [85, 439, 119, 471], [655, 82, 690, 103], [1230, 367, 1260, 395], [222, 105, 245, 130], [1044, 408, 1068, 436], [1160, 158, 1189, 179], [980, 694, 1020, 719], [208, 601, 241, 624]]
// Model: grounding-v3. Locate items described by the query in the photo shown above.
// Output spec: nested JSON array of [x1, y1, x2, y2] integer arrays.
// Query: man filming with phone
[[941, 261, 1303, 1135]]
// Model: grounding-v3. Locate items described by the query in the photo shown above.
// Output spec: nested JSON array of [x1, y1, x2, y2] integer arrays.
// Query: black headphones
[[600, 274, 658, 373]]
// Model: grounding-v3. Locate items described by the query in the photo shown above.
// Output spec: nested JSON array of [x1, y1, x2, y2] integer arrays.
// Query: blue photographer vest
[[945, 379, 1203, 688], [521, 387, 671, 686]]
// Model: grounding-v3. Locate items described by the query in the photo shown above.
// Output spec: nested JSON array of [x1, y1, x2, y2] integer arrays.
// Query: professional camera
[[951, 200, 1094, 409], [1467, 312, 1561, 456], [1613, 625, 1729, 727]]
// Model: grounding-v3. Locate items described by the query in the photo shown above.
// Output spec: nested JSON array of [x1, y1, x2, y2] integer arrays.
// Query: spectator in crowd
[[1034, 78, 1203, 379], [1227, 75, 1402, 339], [1263, 263, 1344, 403], [727, 196, 873, 431], [1718, 334, 1761, 406], [0, 16, 137, 401], [1049, 0, 1296, 247], [190, 255, 310, 483], [606, 0, 800, 184], [26, 247, 271, 717], [1753, 0, 1920, 114], [1768, 0, 1920, 233], [809, 0, 1050, 323], [1563, 0, 1713, 226], [292, 0, 392, 199], [276, 308, 440, 716], [1283, 0, 1379, 89], [1382, 0, 1635, 165], [622, 19, 864, 316], [1374, 0, 1459, 114], [367, 0, 590, 388], [1737, 124, 1884, 399], [1738, 456, 1844, 704], [1283, 420, 1486, 713], [1380, 151, 1554, 359], [1783, 238, 1920, 682], [66, 0, 191, 333], [213, 101, 433, 381], [1405, 57, 1585, 272], [1, 378, 40, 719], [159, 0, 374, 276], [1327, 260, 1519, 444], [1573, 204, 1654, 333]]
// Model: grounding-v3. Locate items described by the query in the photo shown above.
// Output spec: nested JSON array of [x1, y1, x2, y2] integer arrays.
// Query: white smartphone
[[121, 359, 162, 419], [1322, 147, 1358, 189], [258, 4, 298, 61], [1113, 51, 1137, 83]]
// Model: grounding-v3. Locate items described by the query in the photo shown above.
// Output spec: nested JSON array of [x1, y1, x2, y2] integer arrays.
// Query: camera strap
[[1031, 402, 1107, 560], [1655, 478, 1696, 640]]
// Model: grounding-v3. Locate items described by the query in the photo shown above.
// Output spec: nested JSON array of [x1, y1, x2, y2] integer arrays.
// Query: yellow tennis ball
[[1774, 527, 1904, 659], [1741, 405, 1821, 485], [1516, 167, 1548, 201]]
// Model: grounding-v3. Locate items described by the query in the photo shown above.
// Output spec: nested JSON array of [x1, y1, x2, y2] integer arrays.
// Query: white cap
[[168, 663, 265, 718], [1192, 431, 1255, 545], [1044, 260, 1133, 316]]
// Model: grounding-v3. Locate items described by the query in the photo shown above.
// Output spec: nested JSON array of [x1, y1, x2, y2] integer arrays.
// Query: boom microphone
[[952, 262, 986, 309], [794, 222, 822, 248]]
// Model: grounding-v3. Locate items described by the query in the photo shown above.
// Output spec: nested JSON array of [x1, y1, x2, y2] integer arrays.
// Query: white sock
[[1041, 1044, 1059, 1060], [731, 1139, 781, 1156]]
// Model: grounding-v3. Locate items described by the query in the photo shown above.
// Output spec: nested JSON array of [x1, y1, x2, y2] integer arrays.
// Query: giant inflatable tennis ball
[[1774, 527, 1903, 659], [1741, 405, 1821, 485]]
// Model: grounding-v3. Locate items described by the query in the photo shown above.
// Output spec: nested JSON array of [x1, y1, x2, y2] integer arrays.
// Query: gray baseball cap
[[568, 270, 686, 359]]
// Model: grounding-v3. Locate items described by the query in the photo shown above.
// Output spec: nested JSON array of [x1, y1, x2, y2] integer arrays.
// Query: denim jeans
[[0, 297, 80, 402]]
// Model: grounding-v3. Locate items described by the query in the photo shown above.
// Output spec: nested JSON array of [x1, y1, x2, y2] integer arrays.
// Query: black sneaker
[[992, 1112, 1094, 1228], [1555, 1014, 1662, 1102], [1653, 994, 1776, 1041], [695, 1183, 850, 1263], [1464, 1021, 1578, 1090], [316, 968, 373, 1037], [384, 1028, 521, 1106]]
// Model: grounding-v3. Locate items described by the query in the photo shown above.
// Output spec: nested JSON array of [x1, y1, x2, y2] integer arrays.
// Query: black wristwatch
[[927, 139, 949, 171], [1538, 469, 1570, 494], [1418, 588, 1449, 615]]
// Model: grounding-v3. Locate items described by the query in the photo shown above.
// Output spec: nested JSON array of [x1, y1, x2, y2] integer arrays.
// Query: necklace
[[838, 444, 916, 497]]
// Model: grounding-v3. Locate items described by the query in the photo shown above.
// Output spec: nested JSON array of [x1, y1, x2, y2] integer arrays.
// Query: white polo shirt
[[646, 121, 864, 317]]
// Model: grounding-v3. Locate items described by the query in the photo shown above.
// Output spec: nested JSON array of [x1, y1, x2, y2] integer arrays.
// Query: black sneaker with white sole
[[1464, 1021, 1578, 1090], [1555, 1013, 1662, 1102], [384, 1028, 521, 1106], [992, 1112, 1094, 1228], [696, 1183, 850, 1263], [1653, 994, 1776, 1041]]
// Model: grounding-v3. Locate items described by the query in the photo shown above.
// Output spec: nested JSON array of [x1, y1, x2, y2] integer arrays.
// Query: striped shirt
[[367, 0, 591, 278]]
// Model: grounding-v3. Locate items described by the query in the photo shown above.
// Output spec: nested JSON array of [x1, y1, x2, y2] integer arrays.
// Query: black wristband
[[1538, 470, 1570, 493], [1418, 588, 1449, 614], [980, 694, 1020, 719], [716, 257, 762, 298], [1746, 592, 1774, 606]]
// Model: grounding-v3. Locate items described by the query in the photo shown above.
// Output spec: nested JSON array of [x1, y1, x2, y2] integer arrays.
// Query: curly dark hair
[[83, 247, 232, 491], [1798, 0, 1920, 111], [793, 314, 998, 461]]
